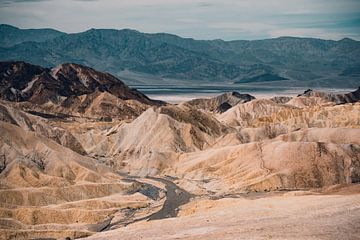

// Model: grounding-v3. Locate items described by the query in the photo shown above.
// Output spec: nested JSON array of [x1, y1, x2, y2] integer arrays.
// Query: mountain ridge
[[0, 61, 164, 121], [0, 24, 65, 47], [0, 24, 359, 87]]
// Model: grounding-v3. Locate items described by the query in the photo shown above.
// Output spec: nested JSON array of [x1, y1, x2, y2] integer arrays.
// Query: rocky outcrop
[[0, 61, 164, 120], [270, 96, 292, 104], [88, 104, 229, 175], [0, 101, 87, 155], [0, 122, 149, 239], [298, 87, 360, 104], [217, 99, 297, 128], [218, 98, 360, 130], [51, 63, 162, 105], [175, 141, 360, 194], [0, 61, 161, 105], [186, 91, 255, 113]]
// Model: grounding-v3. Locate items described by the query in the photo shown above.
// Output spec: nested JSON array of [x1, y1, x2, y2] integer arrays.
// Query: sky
[[0, 0, 359, 40]]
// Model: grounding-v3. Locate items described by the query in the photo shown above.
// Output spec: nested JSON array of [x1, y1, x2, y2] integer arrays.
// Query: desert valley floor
[[0, 62, 359, 240]]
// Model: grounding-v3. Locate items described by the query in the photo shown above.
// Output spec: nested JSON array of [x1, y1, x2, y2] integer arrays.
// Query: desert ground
[[0, 62, 359, 240]]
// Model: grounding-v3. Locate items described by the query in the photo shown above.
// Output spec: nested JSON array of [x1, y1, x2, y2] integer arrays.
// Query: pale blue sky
[[0, 0, 359, 40]]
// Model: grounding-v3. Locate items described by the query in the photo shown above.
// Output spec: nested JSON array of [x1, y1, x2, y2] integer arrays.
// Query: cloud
[[176, 18, 201, 24], [0, 0, 53, 9], [197, 2, 213, 7], [0, 0, 50, 3]]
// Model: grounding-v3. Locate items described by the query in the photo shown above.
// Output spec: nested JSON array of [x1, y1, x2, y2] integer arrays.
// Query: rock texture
[[0, 102, 87, 155], [0, 61, 163, 121], [0, 62, 359, 240], [298, 87, 360, 104], [87, 186, 360, 240], [186, 92, 255, 113], [174, 141, 360, 194], [0, 122, 150, 240], [87, 104, 229, 175]]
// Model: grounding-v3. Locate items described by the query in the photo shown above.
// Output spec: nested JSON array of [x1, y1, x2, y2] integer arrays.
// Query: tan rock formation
[[0, 122, 151, 239], [0, 62, 359, 240]]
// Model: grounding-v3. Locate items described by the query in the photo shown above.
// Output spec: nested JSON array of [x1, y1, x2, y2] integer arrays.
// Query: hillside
[[0, 25, 359, 87], [0, 24, 65, 47], [0, 62, 359, 240], [0, 61, 163, 121]]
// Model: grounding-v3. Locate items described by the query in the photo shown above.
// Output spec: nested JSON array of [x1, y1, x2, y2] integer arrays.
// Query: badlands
[[0, 61, 359, 240]]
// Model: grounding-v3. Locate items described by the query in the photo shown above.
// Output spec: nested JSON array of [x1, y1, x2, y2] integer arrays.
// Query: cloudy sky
[[0, 0, 359, 40]]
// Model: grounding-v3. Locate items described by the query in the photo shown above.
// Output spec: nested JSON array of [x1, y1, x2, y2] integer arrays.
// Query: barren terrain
[[0, 62, 359, 240]]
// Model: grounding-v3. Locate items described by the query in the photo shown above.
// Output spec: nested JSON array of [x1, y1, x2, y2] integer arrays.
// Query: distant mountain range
[[0, 24, 359, 87]]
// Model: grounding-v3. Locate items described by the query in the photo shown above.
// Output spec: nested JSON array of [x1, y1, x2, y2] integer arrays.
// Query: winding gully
[[99, 173, 193, 231]]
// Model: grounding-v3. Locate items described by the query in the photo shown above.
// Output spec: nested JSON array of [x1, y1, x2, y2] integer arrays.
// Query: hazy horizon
[[2, 23, 359, 42], [0, 0, 359, 41]]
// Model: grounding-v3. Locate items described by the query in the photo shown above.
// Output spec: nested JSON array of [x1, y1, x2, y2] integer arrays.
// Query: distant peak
[[0, 24, 19, 30], [85, 28, 139, 33], [339, 37, 355, 42], [53, 62, 95, 72]]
